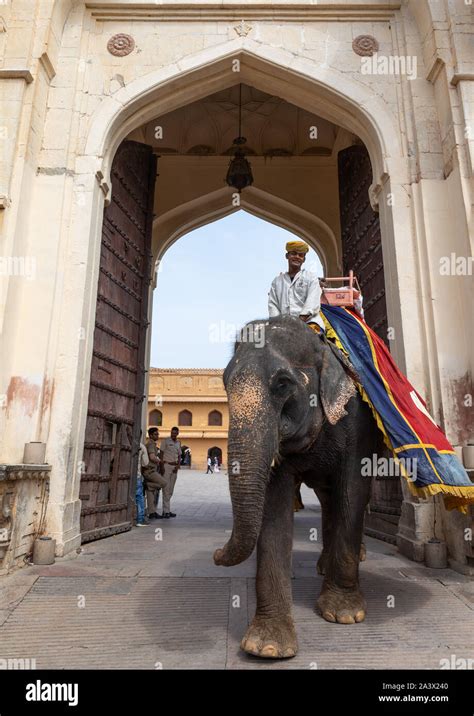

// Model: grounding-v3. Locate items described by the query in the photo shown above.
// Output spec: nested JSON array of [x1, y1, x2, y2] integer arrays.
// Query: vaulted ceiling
[[132, 84, 339, 157]]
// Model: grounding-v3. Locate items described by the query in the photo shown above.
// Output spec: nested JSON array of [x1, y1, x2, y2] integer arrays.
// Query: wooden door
[[338, 144, 402, 543], [338, 145, 388, 344], [80, 140, 156, 543]]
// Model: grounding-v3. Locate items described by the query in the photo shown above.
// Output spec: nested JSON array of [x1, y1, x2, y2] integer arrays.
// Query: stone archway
[[153, 185, 339, 276], [77, 42, 409, 374], [47, 40, 428, 556], [83, 41, 401, 184]]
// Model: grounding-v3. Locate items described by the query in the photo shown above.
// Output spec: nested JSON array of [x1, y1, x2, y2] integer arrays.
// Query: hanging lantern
[[226, 137, 254, 192], [225, 86, 254, 193]]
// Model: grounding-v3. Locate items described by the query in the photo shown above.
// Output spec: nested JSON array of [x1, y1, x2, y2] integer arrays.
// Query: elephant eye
[[272, 374, 294, 394]]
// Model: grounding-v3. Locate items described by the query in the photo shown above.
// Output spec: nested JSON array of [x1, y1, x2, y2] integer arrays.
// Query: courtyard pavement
[[0, 470, 473, 670]]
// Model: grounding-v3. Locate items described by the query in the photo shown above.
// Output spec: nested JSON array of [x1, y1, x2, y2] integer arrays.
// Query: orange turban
[[286, 241, 309, 253]]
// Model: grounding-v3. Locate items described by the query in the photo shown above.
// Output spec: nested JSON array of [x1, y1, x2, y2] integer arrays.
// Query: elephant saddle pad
[[319, 304, 474, 512]]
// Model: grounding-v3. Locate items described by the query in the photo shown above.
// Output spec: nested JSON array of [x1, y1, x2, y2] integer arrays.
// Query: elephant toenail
[[213, 548, 224, 565], [261, 644, 278, 658], [322, 611, 336, 622], [355, 610, 365, 622], [283, 647, 296, 658], [242, 639, 260, 655], [337, 613, 355, 624]]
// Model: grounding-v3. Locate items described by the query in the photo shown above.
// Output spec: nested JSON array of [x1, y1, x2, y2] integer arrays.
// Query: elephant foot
[[316, 584, 366, 624], [241, 614, 298, 659]]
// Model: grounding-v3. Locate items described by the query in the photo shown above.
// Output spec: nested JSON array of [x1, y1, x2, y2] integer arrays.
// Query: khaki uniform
[[143, 438, 167, 514], [160, 437, 181, 513]]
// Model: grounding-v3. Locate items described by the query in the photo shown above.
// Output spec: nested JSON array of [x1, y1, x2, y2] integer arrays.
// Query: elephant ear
[[319, 343, 357, 425]]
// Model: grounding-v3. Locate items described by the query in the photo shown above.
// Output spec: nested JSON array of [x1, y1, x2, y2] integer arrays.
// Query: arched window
[[149, 409, 162, 426], [208, 410, 222, 426], [178, 409, 192, 426], [180, 446, 191, 466], [208, 446, 222, 464]]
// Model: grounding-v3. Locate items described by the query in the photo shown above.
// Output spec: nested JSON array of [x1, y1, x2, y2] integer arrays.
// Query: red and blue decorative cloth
[[320, 304, 474, 512]]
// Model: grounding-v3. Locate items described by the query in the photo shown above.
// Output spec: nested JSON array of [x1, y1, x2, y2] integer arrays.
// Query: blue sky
[[151, 210, 323, 368]]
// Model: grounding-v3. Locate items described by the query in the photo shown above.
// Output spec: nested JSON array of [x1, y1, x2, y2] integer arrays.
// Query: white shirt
[[268, 269, 325, 330], [139, 442, 149, 475]]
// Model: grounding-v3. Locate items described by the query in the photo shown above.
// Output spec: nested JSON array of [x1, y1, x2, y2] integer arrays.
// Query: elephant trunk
[[214, 422, 277, 567]]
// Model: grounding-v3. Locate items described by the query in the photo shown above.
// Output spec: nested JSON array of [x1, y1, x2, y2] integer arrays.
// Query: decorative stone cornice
[[0, 69, 33, 83], [85, 2, 401, 22], [39, 52, 56, 81], [426, 57, 445, 84], [451, 73, 474, 87], [368, 172, 389, 212], [0, 464, 51, 481], [95, 170, 111, 202], [234, 20, 252, 37], [177, 431, 229, 439]]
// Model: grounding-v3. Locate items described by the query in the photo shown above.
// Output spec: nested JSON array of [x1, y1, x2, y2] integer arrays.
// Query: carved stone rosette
[[107, 34, 135, 57], [352, 35, 379, 57]]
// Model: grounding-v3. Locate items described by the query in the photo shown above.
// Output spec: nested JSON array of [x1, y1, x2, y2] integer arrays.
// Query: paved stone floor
[[0, 471, 473, 669]]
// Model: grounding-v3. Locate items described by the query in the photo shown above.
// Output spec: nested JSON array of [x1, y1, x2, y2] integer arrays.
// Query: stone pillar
[[396, 480, 436, 562]]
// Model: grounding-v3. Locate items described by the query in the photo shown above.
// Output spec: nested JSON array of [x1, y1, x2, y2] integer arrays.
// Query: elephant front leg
[[313, 483, 333, 575], [314, 482, 366, 575], [241, 468, 297, 659], [316, 463, 370, 624]]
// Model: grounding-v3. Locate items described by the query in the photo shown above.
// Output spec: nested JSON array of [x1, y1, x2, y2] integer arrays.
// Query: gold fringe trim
[[320, 313, 474, 514]]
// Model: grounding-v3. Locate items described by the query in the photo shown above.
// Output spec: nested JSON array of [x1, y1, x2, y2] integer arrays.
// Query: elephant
[[294, 480, 305, 511], [213, 315, 379, 659]]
